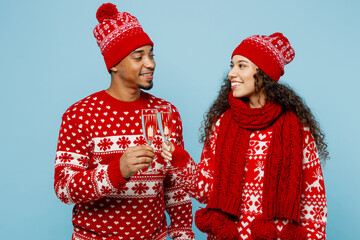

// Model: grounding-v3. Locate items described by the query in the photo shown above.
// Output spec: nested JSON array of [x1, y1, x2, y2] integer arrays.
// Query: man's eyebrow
[[130, 48, 154, 55], [130, 50, 144, 55]]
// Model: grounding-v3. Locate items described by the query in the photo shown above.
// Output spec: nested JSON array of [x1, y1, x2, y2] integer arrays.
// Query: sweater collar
[[98, 90, 150, 111]]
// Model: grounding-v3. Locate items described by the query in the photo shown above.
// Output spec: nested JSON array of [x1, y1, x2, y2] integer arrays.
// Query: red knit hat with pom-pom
[[232, 33, 295, 82], [93, 3, 153, 72]]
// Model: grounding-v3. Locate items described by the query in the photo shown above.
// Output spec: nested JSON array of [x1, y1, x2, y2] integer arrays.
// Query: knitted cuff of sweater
[[168, 228, 195, 240], [108, 160, 130, 189], [207, 194, 242, 217], [171, 144, 191, 170]]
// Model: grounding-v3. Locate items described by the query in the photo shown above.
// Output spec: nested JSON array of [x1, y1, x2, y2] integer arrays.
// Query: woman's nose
[[228, 68, 236, 80]]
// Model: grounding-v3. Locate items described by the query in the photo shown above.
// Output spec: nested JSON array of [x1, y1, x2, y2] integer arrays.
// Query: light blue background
[[0, 0, 359, 239]]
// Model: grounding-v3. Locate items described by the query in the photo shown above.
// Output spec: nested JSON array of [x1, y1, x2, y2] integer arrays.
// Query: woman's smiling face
[[228, 55, 265, 108]]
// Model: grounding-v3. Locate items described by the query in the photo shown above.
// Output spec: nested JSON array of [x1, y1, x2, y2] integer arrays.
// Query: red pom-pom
[[195, 208, 212, 233], [279, 222, 307, 240], [250, 218, 277, 240], [195, 208, 238, 240], [96, 3, 118, 23]]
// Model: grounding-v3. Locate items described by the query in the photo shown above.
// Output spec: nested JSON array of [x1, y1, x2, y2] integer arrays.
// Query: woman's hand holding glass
[[161, 141, 175, 164], [155, 104, 174, 168]]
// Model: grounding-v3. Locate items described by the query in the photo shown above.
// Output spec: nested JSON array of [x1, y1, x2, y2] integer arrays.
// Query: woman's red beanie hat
[[232, 33, 295, 81]]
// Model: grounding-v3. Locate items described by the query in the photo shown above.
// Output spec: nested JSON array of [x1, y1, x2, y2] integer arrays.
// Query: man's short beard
[[139, 81, 153, 90]]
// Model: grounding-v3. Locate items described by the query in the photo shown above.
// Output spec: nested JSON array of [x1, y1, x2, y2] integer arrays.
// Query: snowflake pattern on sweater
[[171, 116, 327, 240], [54, 90, 194, 240]]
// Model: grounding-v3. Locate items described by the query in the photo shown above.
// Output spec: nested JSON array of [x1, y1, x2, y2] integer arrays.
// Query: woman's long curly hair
[[200, 69, 329, 162]]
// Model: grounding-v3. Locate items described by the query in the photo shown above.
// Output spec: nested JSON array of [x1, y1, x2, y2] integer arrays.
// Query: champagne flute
[[155, 104, 173, 168], [141, 109, 158, 173]]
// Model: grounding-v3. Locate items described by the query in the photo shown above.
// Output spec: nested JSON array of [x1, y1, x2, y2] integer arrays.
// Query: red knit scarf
[[195, 93, 306, 240]]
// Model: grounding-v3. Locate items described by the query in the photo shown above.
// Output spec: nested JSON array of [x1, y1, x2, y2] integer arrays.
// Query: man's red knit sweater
[[54, 90, 194, 240]]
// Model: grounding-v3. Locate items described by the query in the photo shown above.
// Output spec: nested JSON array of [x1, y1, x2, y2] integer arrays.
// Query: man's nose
[[144, 57, 155, 69]]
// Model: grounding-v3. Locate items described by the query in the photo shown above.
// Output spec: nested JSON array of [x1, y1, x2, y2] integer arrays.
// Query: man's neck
[[106, 81, 141, 102]]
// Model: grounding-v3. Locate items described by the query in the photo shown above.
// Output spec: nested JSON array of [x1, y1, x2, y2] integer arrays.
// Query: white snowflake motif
[[247, 194, 261, 212]]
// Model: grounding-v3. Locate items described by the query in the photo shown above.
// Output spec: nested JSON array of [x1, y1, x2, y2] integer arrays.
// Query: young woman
[[162, 33, 328, 240]]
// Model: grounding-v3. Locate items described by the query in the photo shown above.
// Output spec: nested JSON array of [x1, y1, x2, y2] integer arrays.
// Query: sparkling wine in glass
[[155, 104, 173, 168], [141, 109, 158, 173]]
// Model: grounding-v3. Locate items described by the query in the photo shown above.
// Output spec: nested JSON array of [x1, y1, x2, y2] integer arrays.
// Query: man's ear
[[110, 65, 118, 72]]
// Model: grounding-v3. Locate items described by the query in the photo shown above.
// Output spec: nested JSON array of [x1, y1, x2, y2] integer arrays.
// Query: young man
[[54, 3, 194, 240]]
